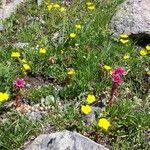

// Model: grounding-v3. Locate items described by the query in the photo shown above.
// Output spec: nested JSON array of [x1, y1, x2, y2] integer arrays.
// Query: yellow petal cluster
[[0, 92, 9, 103], [11, 52, 20, 58], [67, 69, 75, 75], [98, 118, 110, 131], [104, 65, 112, 71], [70, 33, 76, 38], [86, 94, 96, 104], [39, 48, 46, 54], [81, 105, 92, 115]]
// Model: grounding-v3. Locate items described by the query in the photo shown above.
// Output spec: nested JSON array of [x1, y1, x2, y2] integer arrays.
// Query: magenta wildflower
[[111, 73, 123, 85], [14, 78, 26, 88], [111, 67, 126, 85], [112, 67, 126, 76]]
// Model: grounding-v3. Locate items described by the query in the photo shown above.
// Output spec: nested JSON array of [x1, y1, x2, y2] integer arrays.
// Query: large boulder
[[24, 130, 109, 150], [110, 0, 150, 38]]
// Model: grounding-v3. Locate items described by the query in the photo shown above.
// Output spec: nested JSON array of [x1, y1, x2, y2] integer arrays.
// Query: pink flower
[[14, 78, 26, 88], [112, 67, 126, 76], [111, 73, 123, 85]]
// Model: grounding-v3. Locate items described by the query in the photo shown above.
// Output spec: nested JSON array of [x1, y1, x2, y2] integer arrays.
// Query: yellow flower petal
[[75, 24, 81, 29], [11, 52, 20, 58], [86, 2, 93, 6], [70, 33, 76, 38], [139, 49, 147, 56], [123, 53, 130, 60], [86, 94, 96, 104], [98, 118, 110, 131], [39, 48, 46, 54], [147, 71, 150, 75], [47, 4, 53, 11], [67, 69, 75, 75], [23, 64, 31, 71], [104, 65, 111, 71], [53, 4, 60, 8], [120, 34, 128, 39], [0, 92, 9, 102], [87, 5, 95, 10], [60, 7, 66, 12], [120, 39, 129, 44], [81, 105, 92, 115], [146, 45, 150, 51]]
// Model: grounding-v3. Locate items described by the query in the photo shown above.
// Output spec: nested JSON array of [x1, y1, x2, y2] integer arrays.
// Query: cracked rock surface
[[24, 130, 109, 150], [110, 0, 150, 38]]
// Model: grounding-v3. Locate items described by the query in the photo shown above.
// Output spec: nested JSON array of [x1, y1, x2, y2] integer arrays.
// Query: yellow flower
[[120, 34, 128, 39], [109, 70, 112, 75], [86, 2, 93, 6], [146, 45, 150, 51], [120, 39, 129, 44], [67, 69, 75, 75], [104, 65, 111, 71], [123, 53, 130, 60], [23, 64, 31, 71], [139, 49, 147, 56], [47, 4, 53, 11], [70, 33, 76, 38], [21, 59, 27, 63], [39, 48, 46, 54], [60, 7, 66, 12], [146, 71, 150, 75], [86, 94, 96, 104], [11, 52, 20, 58], [75, 24, 81, 29], [81, 105, 92, 115], [53, 3, 60, 8], [0, 92, 9, 102], [87, 5, 95, 10], [98, 118, 110, 131]]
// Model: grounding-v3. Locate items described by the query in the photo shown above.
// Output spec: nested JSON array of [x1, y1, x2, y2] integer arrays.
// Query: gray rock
[[24, 130, 109, 150], [0, 0, 24, 20], [110, 0, 150, 37], [27, 111, 43, 120]]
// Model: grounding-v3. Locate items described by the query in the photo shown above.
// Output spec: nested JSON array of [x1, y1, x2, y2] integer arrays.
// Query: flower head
[[53, 3, 60, 8], [104, 65, 112, 71], [86, 2, 93, 6], [14, 78, 26, 88], [47, 4, 53, 11], [146, 45, 150, 51], [23, 64, 31, 71], [81, 105, 92, 115], [86, 94, 96, 104], [120, 34, 128, 39], [67, 69, 75, 75], [123, 53, 130, 60], [98, 118, 110, 131], [39, 48, 46, 54], [60, 7, 66, 12], [11, 52, 20, 58], [112, 67, 126, 76], [87, 5, 95, 10], [111, 67, 126, 85], [20, 59, 27, 64], [75, 24, 81, 29], [0, 92, 9, 103], [111, 73, 123, 85], [120, 39, 129, 44], [70, 33, 76, 38], [139, 49, 147, 56]]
